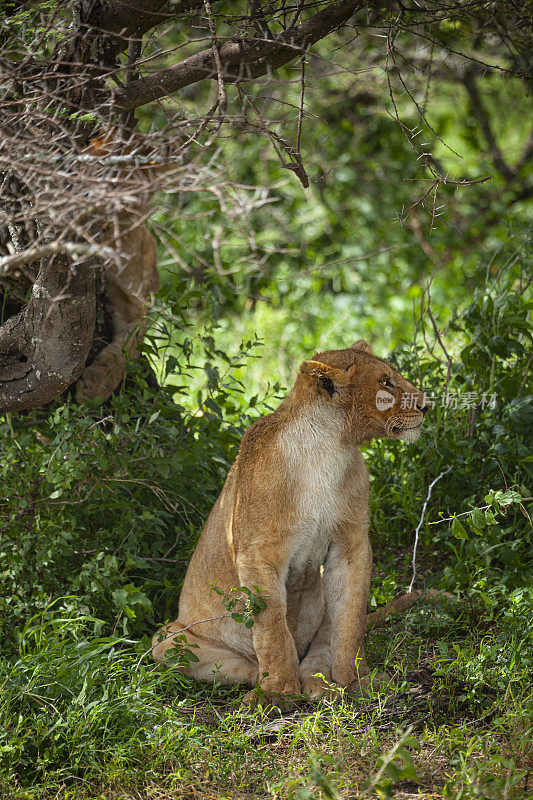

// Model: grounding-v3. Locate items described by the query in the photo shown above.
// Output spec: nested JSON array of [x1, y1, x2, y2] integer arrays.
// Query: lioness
[[153, 341, 430, 700]]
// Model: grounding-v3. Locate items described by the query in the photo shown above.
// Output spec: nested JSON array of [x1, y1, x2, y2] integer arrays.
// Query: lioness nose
[[418, 402, 430, 415]]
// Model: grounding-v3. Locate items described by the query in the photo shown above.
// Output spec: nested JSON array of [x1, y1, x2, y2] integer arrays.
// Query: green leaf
[[470, 507, 486, 531], [496, 490, 522, 506], [451, 517, 468, 540], [204, 398, 223, 417]]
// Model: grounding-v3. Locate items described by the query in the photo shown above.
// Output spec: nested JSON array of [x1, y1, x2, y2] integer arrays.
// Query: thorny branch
[[0, 241, 117, 273], [202, 0, 227, 142], [0, 0, 529, 411]]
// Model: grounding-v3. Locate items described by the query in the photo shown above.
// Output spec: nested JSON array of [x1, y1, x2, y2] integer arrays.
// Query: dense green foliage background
[[1, 11, 532, 799]]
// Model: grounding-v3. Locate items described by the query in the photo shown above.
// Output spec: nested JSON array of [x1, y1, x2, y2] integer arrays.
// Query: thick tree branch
[[93, 0, 168, 39], [90, 0, 211, 57], [110, 0, 363, 111]]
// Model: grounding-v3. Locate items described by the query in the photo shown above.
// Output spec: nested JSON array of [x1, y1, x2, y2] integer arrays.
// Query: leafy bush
[[0, 252, 531, 798], [0, 335, 270, 651]]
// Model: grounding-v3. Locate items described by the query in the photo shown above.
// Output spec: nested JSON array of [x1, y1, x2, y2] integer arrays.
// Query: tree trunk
[[0, 0, 158, 411], [0, 253, 96, 412]]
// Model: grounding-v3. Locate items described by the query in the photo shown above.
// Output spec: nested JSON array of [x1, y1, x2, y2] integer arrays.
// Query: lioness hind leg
[[152, 621, 258, 686]]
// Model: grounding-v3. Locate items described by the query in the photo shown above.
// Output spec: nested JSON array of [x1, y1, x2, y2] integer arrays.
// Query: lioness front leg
[[324, 534, 372, 688], [237, 557, 301, 696], [299, 610, 335, 698]]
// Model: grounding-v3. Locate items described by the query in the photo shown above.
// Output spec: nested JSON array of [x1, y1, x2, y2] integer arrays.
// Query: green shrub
[[0, 256, 531, 797]]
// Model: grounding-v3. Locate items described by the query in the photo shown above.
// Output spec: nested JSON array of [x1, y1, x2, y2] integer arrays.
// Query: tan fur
[[153, 342, 430, 699], [75, 128, 161, 402], [74, 220, 159, 402]]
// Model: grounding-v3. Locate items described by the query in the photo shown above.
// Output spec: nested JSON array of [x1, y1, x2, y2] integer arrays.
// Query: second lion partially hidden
[[153, 341, 430, 700]]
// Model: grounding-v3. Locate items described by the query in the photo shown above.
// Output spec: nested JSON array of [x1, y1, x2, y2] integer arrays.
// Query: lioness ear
[[350, 339, 373, 355], [300, 360, 349, 399]]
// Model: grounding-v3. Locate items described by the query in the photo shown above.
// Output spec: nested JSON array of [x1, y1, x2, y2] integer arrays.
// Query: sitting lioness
[[153, 341, 431, 700]]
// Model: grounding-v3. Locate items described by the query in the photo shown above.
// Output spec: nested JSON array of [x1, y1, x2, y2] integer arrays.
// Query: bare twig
[[517, 352, 532, 397], [417, 280, 453, 383], [408, 467, 452, 593], [203, 0, 227, 144], [111, 0, 365, 111]]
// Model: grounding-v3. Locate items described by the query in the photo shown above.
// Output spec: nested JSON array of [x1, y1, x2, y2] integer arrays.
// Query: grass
[[1, 272, 531, 798], [2, 584, 531, 800]]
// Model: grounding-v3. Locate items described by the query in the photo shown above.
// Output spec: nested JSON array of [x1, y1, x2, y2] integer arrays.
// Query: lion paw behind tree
[[153, 341, 438, 702]]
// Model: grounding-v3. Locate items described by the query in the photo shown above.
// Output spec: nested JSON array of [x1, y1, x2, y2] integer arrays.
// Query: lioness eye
[[380, 377, 394, 389]]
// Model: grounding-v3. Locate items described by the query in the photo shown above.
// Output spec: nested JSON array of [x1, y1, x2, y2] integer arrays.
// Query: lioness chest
[[277, 406, 364, 588]]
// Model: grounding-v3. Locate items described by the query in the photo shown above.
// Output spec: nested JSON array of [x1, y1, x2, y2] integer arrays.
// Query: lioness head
[[297, 340, 429, 444]]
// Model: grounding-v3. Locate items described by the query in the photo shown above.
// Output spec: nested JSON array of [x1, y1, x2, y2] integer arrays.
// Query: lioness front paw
[[241, 685, 303, 713], [260, 673, 301, 695], [331, 663, 369, 689], [301, 675, 342, 700]]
